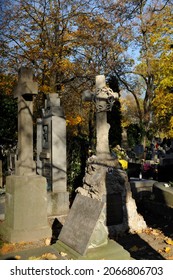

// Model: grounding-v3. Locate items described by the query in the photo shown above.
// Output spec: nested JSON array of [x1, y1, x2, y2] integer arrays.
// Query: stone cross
[[83, 75, 118, 157], [13, 67, 38, 175]]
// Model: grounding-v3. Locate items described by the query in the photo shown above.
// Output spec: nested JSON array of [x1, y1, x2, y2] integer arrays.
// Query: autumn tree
[[107, 0, 173, 147], [152, 44, 173, 137], [0, 71, 17, 147], [1, 0, 172, 153]]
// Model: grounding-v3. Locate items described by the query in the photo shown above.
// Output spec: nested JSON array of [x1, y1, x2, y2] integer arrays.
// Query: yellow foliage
[[118, 159, 128, 170], [168, 117, 173, 138], [164, 247, 171, 254], [39, 84, 52, 93]]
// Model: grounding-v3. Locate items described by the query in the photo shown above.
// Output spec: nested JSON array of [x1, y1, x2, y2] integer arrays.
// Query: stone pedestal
[[55, 239, 132, 260], [0, 175, 51, 242]]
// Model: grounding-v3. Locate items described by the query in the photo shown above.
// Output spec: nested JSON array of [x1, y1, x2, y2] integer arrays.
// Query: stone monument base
[[0, 175, 51, 242], [54, 239, 133, 260], [47, 192, 69, 216]]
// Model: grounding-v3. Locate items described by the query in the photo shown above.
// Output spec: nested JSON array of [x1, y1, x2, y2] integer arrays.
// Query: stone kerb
[[130, 179, 157, 200], [153, 182, 173, 208]]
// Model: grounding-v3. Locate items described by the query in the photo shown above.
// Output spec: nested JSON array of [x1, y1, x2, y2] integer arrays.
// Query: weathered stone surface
[[77, 74, 146, 243], [130, 179, 156, 200], [58, 194, 108, 255], [55, 239, 132, 260], [1, 67, 51, 243], [37, 93, 69, 216], [47, 192, 69, 216], [77, 155, 146, 236], [0, 175, 51, 242], [14, 67, 37, 176], [82, 75, 118, 158], [13, 67, 38, 98]]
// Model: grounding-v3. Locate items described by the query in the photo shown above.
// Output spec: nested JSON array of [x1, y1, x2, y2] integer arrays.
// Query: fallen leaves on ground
[[28, 253, 58, 260], [143, 228, 162, 237], [0, 243, 16, 254], [164, 238, 173, 246], [60, 251, 67, 257], [0, 239, 45, 255], [15, 255, 21, 260]]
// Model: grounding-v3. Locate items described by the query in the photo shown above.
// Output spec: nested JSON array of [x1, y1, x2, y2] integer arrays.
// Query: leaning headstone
[[56, 194, 132, 259], [0, 67, 51, 242], [58, 194, 107, 255]]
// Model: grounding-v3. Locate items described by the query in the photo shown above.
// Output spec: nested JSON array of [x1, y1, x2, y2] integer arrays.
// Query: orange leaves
[[0, 243, 16, 255], [66, 115, 83, 126], [0, 73, 16, 96]]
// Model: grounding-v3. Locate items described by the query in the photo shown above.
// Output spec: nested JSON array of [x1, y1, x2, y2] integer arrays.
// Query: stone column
[[0, 67, 51, 242]]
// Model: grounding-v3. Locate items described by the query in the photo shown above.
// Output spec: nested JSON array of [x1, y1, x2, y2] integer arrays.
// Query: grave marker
[[0, 67, 51, 242], [37, 93, 69, 216], [82, 75, 118, 157], [58, 194, 107, 255]]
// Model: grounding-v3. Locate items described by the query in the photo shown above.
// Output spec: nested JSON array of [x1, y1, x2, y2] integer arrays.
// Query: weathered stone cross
[[13, 67, 38, 175], [83, 75, 118, 158]]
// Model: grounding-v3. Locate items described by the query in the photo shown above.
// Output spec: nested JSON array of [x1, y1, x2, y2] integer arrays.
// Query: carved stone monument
[[0, 67, 51, 242], [54, 75, 145, 259], [77, 75, 146, 236], [37, 93, 69, 216]]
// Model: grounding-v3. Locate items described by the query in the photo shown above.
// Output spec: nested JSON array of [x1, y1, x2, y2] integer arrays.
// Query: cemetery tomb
[[37, 93, 69, 216]]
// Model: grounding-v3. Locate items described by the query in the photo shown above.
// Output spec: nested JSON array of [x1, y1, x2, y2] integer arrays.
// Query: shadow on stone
[[50, 218, 63, 245]]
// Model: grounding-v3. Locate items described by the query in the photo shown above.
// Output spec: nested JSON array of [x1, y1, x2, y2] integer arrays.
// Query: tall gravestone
[[0, 67, 51, 242], [37, 93, 69, 216], [77, 75, 146, 236]]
